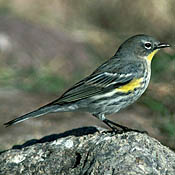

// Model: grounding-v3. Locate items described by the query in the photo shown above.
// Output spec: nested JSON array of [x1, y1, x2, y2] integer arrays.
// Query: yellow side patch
[[147, 49, 158, 61], [116, 78, 143, 93]]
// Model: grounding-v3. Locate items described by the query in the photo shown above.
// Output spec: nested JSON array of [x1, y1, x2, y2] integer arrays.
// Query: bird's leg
[[93, 114, 147, 134], [102, 119, 119, 132], [104, 118, 148, 134], [93, 114, 121, 133]]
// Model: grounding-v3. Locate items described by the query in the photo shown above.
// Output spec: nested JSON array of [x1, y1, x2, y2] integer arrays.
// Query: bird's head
[[116, 34, 170, 62]]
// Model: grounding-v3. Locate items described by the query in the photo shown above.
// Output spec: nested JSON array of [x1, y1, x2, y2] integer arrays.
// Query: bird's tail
[[4, 105, 59, 127]]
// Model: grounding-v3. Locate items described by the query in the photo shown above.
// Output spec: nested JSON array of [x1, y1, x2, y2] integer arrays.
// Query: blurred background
[[0, 0, 175, 150]]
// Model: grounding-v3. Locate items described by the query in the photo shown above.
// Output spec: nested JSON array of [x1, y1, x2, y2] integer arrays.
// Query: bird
[[4, 34, 170, 132]]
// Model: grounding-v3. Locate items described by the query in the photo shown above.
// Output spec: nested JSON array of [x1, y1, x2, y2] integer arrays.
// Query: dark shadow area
[[0, 126, 98, 153]]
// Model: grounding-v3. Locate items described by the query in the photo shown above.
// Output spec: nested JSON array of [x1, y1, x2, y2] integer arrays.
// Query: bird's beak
[[156, 43, 171, 49]]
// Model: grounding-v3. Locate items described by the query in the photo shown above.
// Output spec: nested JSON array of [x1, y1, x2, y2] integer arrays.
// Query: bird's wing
[[44, 59, 143, 105], [49, 71, 135, 105]]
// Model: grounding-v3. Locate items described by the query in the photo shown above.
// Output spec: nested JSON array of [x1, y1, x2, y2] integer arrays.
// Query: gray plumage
[[4, 34, 170, 131]]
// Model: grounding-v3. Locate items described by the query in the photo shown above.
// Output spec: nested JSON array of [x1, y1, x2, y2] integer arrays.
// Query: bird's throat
[[147, 49, 158, 62]]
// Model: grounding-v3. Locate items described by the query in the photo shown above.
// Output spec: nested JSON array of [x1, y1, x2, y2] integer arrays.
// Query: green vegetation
[[142, 96, 170, 115], [0, 66, 67, 94]]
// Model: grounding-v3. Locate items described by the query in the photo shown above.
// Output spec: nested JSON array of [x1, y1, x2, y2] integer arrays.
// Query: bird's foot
[[102, 126, 148, 135], [102, 118, 148, 135], [102, 126, 127, 135], [118, 127, 148, 134]]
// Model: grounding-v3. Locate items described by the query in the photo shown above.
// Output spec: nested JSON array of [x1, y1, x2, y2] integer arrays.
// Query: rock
[[0, 126, 175, 175]]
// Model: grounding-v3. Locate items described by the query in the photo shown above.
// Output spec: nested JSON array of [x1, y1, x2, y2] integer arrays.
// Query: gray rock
[[0, 126, 175, 175]]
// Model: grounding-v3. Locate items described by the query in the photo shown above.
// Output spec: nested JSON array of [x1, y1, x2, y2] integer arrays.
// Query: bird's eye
[[144, 42, 152, 49]]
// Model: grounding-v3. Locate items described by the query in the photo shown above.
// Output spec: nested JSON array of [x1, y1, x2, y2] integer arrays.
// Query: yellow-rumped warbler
[[4, 34, 170, 132]]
